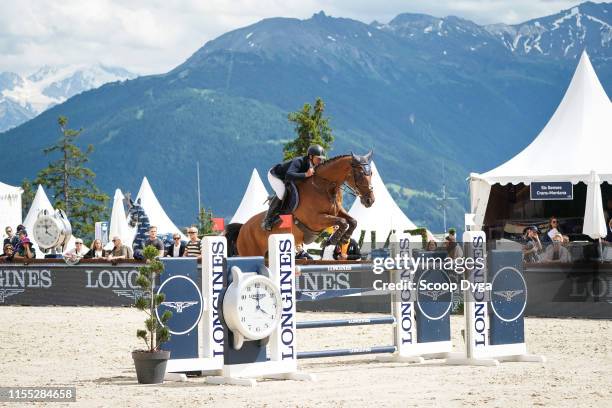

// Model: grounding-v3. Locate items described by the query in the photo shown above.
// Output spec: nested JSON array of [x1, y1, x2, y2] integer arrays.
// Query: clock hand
[[258, 306, 272, 317]]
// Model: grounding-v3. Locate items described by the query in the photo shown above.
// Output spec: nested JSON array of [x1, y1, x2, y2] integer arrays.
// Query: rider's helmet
[[307, 144, 326, 159]]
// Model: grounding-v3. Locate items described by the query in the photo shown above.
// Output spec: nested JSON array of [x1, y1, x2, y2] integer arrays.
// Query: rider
[[261, 144, 326, 231]]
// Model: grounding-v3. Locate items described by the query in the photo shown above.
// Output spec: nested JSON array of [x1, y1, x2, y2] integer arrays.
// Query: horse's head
[[348, 150, 375, 207], [127, 198, 142, 228]]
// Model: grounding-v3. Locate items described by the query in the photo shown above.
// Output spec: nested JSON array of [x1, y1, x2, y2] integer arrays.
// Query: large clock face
[[236, 276, 281, 339], [33, 216, 61, 249]]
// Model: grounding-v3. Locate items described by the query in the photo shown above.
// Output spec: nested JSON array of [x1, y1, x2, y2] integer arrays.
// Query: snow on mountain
[[485, 2, 612, 58], [0, 64, 136, 132]]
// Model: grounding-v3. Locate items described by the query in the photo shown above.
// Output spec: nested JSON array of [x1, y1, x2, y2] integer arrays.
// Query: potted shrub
[[132, 245, 172, 384]]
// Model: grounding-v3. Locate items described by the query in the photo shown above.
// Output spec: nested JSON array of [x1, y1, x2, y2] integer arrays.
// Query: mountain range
[[0, 65, 136, 132], [1, 1, 611, 232]]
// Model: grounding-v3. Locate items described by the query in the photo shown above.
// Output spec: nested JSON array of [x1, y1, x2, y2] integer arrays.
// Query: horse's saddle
[[280, 182, 299, 214]]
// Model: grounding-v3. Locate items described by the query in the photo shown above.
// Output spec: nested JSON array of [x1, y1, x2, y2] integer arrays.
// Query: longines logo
[[161, 301, 198, 313], [0, 269, 52, 288], [156, 275, 203, 335], [85, 269, 139, 289], [416, 269, 453, 321], [300, 291, 326, 300], [0, 269, 53, 302], [493, 290, 524, 302], [113, 289, 148, 300], [300, 272, 350, 291], [0, 289, 25, 303], [490, 266, 527, 323], [419, 289, 449, 301]]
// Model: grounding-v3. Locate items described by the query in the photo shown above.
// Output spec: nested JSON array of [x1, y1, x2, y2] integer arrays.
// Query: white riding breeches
[[268, 169, 285, 199]]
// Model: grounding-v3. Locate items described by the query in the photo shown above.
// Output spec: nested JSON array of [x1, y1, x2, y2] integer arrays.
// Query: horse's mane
[[314, 154, 351, 170]]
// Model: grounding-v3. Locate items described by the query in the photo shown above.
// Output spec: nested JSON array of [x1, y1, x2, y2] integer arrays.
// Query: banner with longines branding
[[1, 260, 612, 318]]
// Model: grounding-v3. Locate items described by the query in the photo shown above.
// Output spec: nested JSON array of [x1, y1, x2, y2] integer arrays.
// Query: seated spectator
[[3, 226, 18, 248], [604, 219, 612, 243], [295, 244, 313, 260], [542, 216, 562, 243], [84, 239, 108, 259], [64, 238, 88, 261], [1, 243, 15, 261], [426, 240, 437, 251], [333, 238, 361, 260], [183, 227, 202, 259], [445, 235, 463, 259], [166, 233, 186, 257], [522, 226, 542, 263], [543, 234, 571, 262], [13, 236, 35, 262], [145, 226, 165, 256], [107, 236, 133, 262]]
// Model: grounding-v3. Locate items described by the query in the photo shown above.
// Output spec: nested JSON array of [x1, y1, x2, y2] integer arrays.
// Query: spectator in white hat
[[64, 238, 87, 261]]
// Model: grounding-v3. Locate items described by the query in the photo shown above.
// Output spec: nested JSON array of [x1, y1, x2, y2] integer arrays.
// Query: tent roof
[[135, 177, 186, 239], [0, 181, 21, 199], [348, 161, 420, 242], [23, 185, 54, 233], [473, 51, 612, 185], [108, 188, 133, 247], [230, 169, 269, 224]]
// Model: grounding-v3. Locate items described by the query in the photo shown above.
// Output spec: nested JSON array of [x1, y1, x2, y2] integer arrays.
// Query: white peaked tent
[[469, 51, 612, 230], [135, 177, 187, 240], [0, 181, 22, 234], [230, 169, 269, 224], [108, 188, 133, 248], [23, 185, 54, 234], [349, 161, 422, 243]]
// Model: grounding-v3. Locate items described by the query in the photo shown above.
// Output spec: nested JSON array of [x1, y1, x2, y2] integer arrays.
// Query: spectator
[[542, 216, 562, 243], [183, 227, 202, 259], [333, 238, 361, 260], [605, 218, 612, 243], [543, 233, 571, 262], [64, 238, 88, 261], [166, 233, 186, 257], [295, 244, 313, 260], [3, 226, 18, 248], [145, 226, 165, 256], [107, 236, 133, 262], [1, 243, 15, 261], [14, 236, 35, 262], [426, 240, 437, 251], [522, 226, 542, 263], [84, 239, 108, 259], [445, 234, 463, 259]]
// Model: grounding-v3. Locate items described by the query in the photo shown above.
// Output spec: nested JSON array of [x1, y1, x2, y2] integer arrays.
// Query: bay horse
[[226, 151, 375, 256]]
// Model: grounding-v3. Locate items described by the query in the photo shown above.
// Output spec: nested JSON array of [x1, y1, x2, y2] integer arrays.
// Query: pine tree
[[283, 97, 334, 160], [34, 116, 109, 239], [197, 207, 214, 237], [20, 178, 35, 214]]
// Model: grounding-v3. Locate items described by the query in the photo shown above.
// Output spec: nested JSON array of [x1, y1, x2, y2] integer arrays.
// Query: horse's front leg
[[319, 214, 350, 247], [336, 207, 356, 245]]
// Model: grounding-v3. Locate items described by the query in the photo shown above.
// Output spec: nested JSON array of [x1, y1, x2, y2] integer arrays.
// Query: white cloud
[[0, 1, 604, 76]]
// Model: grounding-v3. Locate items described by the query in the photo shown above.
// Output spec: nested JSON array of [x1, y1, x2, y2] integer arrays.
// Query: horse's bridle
[[343, 160, 373, 199]]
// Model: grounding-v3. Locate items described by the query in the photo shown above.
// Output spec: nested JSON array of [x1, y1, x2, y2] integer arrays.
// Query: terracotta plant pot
[[132, 350, 170, 384]]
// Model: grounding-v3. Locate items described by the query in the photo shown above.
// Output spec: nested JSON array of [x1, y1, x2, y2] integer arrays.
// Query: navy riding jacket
[[271, 156, 312, 181]]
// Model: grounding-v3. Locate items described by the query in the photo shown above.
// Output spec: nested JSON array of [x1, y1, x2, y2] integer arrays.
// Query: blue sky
[[0, 1, 603, 75]]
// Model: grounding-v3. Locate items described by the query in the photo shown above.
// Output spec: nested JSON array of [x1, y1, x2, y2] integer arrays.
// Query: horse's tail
[[225, 223, 243, 257]]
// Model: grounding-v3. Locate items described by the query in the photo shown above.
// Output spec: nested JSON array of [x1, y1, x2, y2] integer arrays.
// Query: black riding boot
[[261, 196, 282, 231]]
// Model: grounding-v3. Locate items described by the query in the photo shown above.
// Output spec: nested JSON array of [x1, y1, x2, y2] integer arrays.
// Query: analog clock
[[32, 209, 72, 251], [222, 266, 282, 350]]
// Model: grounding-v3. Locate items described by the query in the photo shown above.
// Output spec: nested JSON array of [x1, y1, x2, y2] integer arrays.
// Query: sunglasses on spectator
[[188, 231, 197, 234], [173, 237, 180, 240]]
